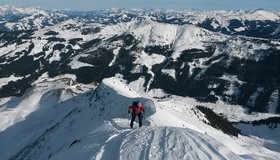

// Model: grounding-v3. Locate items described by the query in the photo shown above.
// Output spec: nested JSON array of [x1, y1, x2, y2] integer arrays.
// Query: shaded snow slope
[[0, 78, 95, 159], [0, 77, 248, 160]]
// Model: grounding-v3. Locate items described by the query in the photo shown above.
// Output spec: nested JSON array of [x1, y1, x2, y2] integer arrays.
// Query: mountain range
[[0, 5, 280, 160]]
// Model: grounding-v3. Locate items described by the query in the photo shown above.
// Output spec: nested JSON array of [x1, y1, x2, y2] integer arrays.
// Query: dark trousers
[[130, 113, 143, 128]]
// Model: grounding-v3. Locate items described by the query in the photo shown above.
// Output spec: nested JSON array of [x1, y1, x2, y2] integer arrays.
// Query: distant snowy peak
[[0, 6, 279, 21], [247, 9, 279, 21], [0, 5, 46, 16], [0, 5, 68, 31], [198, 9, 280, 21], [0, 5, 279, 39], [0, 5, 279, 25], [172, 24, 220, 55], [128, 19, 177, 46]]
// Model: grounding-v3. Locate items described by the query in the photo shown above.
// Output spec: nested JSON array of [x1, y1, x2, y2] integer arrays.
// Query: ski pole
[[128, 113, 130, 126]]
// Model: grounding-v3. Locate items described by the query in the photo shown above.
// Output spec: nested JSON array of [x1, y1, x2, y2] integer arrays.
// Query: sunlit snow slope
[[1, 77, 280, 160]]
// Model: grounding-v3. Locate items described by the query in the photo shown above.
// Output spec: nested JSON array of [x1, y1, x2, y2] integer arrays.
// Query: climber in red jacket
[[128, 101, 145, 128]]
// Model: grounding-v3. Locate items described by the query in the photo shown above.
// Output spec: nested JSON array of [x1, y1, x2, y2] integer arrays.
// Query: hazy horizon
[[0, 0, 279, 12]]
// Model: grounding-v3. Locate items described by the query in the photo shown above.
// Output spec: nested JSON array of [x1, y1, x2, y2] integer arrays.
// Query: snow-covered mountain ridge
[[0, 6, 280, 38], [0, 9, 279, 113], [0, 6, 280, 159]]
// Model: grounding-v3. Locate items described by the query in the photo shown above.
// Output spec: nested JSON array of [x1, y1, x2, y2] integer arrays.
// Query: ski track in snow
[[93, 124, 240, 160]]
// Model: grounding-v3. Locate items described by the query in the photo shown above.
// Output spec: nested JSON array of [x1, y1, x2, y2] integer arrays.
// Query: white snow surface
[[68, 60, 93, 69], [0, 9, 279, 159], [129, 20, 177, 46], [161, 69, 176, 79], [135, 51, 166, 70], [0, 7, 279, 159], [0, 77, 280, 160], [0, 75, 23, 88], [267, 90, 279, 114]]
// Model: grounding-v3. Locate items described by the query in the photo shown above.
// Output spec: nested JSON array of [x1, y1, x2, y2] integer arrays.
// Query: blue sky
[[0, 0, 279, 11]]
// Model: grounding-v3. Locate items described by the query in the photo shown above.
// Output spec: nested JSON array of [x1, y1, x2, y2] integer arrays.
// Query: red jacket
[[128, 104, 144, 115]]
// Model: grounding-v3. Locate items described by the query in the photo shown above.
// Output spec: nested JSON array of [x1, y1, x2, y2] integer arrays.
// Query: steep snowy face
[[0, 78, 96, 159], [0, 78, 90, 131], [0, 6, 279, 115]]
